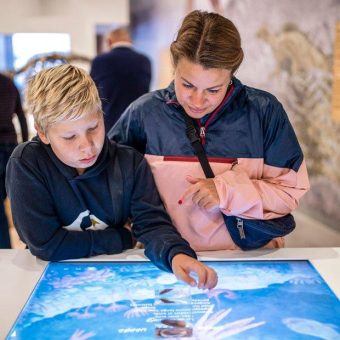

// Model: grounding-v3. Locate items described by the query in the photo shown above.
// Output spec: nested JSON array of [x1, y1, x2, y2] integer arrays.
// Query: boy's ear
[[35, 124, 50, 145]]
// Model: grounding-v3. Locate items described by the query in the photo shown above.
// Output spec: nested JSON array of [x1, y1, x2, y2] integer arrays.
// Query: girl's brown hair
[[170, 10, 243, 73]]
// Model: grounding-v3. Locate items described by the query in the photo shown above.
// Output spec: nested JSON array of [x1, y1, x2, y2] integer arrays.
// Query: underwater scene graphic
[[7, 260, 340, 339]]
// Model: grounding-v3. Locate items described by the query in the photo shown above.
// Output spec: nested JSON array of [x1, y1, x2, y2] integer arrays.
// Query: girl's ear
[[35, 124, 50, 145]]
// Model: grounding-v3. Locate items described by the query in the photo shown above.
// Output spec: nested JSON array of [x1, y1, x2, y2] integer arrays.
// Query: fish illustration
[[282, 317, 339, 339], [159, 288, 173, 295], [155, 287, 191, 306], [159, 298, 176, 304], [161, 319, 187, 328]]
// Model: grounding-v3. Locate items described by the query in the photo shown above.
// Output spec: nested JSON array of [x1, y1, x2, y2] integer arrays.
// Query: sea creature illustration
[[155, 327, 192, 338], [215, 263, 318, 291], [159, 298, 175, 304], [67, 306, 96, 320], [93, 302, 127, 313], [159, 288, 173, 295], [104, 302, 128, 313], [207, 288, 237, 309], [123, 288, 153, 318], [282, 317, 340, 339], [69, 329, 96, 340], [124, 305, 151, 318], [51, 268, 113, 289], [288, 276, 322, 285], [156, 287, 191, 305], [161, 319, 187, 328], [193, 305, 265, 339]]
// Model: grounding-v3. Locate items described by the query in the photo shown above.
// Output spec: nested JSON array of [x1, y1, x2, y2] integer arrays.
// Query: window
[[0, 33, 71, 91]]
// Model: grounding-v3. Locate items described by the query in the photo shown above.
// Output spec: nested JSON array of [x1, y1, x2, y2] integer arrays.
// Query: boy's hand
[[171, 253, 218, 289], [123, 220, 137, 247]]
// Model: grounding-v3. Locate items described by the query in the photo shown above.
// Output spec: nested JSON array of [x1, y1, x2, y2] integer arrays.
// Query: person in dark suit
[[0, 73, 28, 248], [90, 27, 152, 133]]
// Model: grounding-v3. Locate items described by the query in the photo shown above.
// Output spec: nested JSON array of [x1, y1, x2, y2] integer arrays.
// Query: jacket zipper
[[199, 126, 206, 144], [236, 218, 246, 239], [196, 84, 234, 145]]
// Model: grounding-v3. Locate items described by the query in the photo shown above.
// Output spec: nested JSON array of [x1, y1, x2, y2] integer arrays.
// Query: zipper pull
[[236, 218, 246, 239], [200, 126, 206, 145]]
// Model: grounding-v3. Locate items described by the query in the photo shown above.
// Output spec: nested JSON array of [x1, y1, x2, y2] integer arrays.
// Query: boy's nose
[[79, 136, 93, 150]]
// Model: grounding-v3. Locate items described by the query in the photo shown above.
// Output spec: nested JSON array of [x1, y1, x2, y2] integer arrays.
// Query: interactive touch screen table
[[1, 248, 339, 339]]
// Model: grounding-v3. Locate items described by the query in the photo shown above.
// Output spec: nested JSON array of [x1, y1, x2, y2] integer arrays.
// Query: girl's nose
[[191, 90, 205, 107]]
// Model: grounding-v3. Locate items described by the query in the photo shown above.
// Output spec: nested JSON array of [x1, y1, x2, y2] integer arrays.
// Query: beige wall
[[0, 0, 129, 57]]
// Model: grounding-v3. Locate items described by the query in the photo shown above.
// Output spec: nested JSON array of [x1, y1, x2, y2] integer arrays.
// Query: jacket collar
[[164, 77, 244, 117], [36, 136, 112, 180], [110, 42, 133, 49]]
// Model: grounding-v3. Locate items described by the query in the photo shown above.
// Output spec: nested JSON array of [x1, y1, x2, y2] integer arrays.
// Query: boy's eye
[[63, 135, 76, 141], [88, 125, 98, 132]]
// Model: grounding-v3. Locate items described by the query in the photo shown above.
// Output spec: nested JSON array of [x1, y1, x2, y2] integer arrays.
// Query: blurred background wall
[[0, 0, 128, 57]]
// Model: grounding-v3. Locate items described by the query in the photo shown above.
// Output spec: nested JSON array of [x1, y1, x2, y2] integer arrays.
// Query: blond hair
[[170, 10, 244, 74], [26, 64, 102, 133]]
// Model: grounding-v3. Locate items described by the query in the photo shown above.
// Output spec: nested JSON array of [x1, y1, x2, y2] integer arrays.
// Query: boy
[[6, 64, 217, 289]]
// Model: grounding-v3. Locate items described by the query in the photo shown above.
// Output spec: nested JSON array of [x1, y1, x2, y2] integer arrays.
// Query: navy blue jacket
[[108, 79, 309, 251], [6, 137, 196, 271], [90, 47, 151, 132]]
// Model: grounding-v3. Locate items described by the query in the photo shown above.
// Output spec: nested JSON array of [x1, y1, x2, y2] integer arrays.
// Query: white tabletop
[[1, 247, 339, 339]]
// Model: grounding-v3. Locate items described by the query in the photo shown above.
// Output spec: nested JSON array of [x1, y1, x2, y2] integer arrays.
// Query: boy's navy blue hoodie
[[6, 137, 196, 272]]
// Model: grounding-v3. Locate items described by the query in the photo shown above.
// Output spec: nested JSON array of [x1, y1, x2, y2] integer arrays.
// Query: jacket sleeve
[[6, 151, 133, 261], [129, 152, 197, 272], [108, 102, 147, 154], [213, 101, 310, 219]]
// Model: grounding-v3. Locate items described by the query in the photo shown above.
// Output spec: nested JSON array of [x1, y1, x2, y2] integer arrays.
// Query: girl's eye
[[183, 83, 193, 89], [208, 89, 220, 94]]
